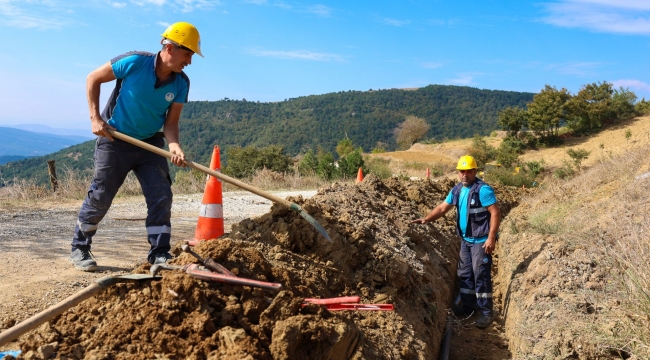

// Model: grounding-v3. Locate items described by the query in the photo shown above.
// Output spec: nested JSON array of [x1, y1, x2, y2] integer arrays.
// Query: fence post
[[47, 160, 58, 192]]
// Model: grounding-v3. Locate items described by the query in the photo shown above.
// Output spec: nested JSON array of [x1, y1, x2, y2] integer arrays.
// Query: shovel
[[0, 273, 158, 347], [107, 130, 332, 242]]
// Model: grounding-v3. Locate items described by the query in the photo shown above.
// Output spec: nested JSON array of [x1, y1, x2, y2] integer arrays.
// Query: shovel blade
[[298, 210, 332, 242]]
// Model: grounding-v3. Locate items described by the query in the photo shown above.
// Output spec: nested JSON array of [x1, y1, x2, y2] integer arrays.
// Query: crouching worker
[[410, 155, 501, 329], [70, 22, 204, 272]]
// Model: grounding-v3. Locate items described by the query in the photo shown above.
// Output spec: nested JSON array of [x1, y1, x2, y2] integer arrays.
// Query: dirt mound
[[17, 175, 521, 360]]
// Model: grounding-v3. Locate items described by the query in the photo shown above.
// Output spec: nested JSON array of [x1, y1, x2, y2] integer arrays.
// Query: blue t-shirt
[[445, 184, 496, 243], [101, 51, 190, 140]]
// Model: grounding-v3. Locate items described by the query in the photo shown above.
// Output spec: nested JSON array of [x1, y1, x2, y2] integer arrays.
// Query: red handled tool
[[151, 263, 282, 292], [302, 296, 394, 311]]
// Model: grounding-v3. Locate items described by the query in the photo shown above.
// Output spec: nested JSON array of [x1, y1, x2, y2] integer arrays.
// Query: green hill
[[1, 85, 533, 185]]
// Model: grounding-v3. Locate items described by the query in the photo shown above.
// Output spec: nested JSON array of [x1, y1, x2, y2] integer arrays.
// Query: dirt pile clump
[[17, 175, 520, 359]]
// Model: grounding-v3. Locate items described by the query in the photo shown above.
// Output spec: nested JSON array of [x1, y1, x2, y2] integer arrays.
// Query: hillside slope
[[495, 142, 650, 358], [180, 85, 533, 165], [373, 116, 650, 178], [1, 85, 533, 185]]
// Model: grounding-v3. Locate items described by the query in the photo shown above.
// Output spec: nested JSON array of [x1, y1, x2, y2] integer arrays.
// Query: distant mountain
[[0, 155, 29, 165], [2, 85, 535, 185], [7, 124, 94, 139], [0, 127, 92, 157]]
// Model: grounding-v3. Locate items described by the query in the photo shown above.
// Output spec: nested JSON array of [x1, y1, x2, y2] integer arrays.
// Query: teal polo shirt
[[445, 184, 497, 243], [101, 51, 190, 140]]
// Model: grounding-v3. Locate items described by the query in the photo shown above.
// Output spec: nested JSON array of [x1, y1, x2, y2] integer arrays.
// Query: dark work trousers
[[457, 239, 493, 316], [71, 136, 173, 263]]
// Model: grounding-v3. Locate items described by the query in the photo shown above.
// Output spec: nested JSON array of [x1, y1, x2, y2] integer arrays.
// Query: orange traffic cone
[[425, 167, 430, 179], [189, 145, 224, 246], [355, 167, 364, 183]]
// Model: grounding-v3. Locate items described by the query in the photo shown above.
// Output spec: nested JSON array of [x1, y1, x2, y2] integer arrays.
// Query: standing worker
[[69, 22, 203, 272], [410, 155, 501, 329]]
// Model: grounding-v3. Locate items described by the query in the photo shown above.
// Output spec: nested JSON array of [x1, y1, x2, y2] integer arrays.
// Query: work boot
[[151, 252, 173, 265], [475, 314, 494, 329], [70, 248, 98, 272]]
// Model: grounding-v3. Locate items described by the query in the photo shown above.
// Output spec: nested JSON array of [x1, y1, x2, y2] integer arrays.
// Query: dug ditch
[[1, 177, 522, 359]]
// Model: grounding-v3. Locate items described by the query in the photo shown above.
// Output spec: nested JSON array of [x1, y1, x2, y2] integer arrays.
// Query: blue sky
[[1, 0, 650, 130]]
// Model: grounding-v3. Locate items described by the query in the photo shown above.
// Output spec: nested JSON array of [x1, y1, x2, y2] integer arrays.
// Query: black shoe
[[151, 252, 173, 265], [475, 314, 493, 329], [69, 248, 98, 272], [451, 303, 473, 318]]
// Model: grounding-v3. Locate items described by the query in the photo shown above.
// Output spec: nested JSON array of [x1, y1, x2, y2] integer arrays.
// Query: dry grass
[[519, 143, 650, 357], [0, 167, 328, 207]]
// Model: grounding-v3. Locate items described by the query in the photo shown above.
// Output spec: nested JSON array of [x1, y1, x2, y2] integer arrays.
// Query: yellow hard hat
[[456, 155, 478, 170], [161, 22, 203, 57]]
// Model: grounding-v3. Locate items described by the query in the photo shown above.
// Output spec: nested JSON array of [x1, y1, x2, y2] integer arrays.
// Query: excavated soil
[[15, 175, 522, 359]]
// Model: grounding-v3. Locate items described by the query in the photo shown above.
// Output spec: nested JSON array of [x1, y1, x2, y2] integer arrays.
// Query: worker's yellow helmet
[[161, 22, 203, 57], [456, 155, 478, 170]]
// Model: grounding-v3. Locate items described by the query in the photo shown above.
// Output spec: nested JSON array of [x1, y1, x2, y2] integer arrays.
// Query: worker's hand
[[483, 236, 496, 254], [410, 218, 428, 225], [168, 143, 186, 167], [91, 117, 115, 141]]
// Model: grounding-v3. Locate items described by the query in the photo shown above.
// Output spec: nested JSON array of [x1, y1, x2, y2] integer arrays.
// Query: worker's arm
[[87, 61, 117, 140], [482, 203, 501, 254], [163, 102, 186, 167], [410, 201, 454, 224]]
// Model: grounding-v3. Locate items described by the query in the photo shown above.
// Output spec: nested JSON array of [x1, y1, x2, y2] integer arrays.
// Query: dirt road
[[0, 190, 315, 351]]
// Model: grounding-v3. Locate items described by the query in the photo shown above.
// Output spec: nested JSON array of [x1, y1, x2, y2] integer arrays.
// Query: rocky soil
[[2, 177, 523, 359]]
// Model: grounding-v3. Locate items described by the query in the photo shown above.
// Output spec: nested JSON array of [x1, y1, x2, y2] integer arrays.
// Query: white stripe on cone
[[199, 204, 223, 219]]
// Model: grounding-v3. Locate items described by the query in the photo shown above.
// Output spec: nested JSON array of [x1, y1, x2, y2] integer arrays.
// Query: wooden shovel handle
[[0, 277, 118, 347], [108, 130, 294, 209]]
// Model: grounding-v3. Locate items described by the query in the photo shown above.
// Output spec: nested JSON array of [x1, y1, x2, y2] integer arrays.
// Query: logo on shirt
[[471, 199, 475, 205], [165, 92, 175, 102]]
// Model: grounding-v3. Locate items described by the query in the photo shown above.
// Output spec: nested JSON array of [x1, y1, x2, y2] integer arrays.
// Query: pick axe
[[107, 130, 331, 242]]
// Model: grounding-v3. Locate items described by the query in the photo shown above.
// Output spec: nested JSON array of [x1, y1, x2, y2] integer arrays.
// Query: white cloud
[[130, 0, 220, 12], [427, 18, 461, 27], [132, 0, 166, 5], [612, 79, 650, 92], [380, 17, 410, 27], [273, 2, 291, 9], [246, 48, 345, 62], [422, 61, 443, 69], [306, 4, 331, 17], [157, 21, 170, 27], [541, 0, 650, 34], [448, 74, 474, 85], [242, 0, 267, 4], [107, 1, 127, 8], [568, 0, 650, 11], [0, 0, 72, 29]]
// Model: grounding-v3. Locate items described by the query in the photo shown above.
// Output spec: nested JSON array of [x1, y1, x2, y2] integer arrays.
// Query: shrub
[[224, 145, 293, 179], [524, 160, 545, 178], [317, 152, 338, 180], [298, 149, 319, 176], [554, 160, 576, 179], [338, 148, 365, 179], [469, 135, 496, 166], [484, 166, 534, 187], [365, 157, 392, 179], [495, 143, 519, 169], [566, 148, 591, 171]]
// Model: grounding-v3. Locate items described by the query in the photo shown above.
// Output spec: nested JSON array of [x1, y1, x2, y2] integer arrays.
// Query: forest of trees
[[1, 85, 534, 185]]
